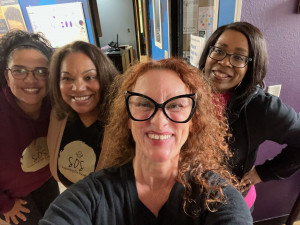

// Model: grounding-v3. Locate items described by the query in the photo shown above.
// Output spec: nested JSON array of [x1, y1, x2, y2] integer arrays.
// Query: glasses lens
[[209, 47, 225, 61], [230, 55, 247, 68], [128, 95, 155, 120], [33, 68, 48, 79], [165, 97, 193, 122], [11, 68, 27, 79]]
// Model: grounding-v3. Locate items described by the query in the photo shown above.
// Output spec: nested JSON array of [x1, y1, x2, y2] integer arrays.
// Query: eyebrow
[[60, 68, 97, 74], [215, 43, 249, 54], [11, 65, 48, 69]]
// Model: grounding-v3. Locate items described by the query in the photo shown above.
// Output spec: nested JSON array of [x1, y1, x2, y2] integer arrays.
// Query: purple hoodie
[[0, 85, 52, 213]]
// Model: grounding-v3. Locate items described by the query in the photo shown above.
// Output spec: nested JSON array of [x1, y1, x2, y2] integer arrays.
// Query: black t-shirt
[[40, 162, 253, 225], [58, 118, 103, 187]]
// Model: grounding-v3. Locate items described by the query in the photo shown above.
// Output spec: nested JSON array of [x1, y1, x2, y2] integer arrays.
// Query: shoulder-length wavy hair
[[0, 30, 53, 87], [100, 58, 237, 214], [198, 21, 268, 101], [49, 41, 119, 121]]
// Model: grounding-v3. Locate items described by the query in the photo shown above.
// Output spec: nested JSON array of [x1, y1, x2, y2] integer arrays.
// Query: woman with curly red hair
[[40, 58, 252, 225]]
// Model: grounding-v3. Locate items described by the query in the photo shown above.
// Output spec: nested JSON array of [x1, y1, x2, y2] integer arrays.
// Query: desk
[[104, 48, 130, 73]]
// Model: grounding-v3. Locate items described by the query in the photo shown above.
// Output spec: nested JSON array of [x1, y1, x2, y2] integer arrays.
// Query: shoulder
[[216, 184, 253, 224], [248, 88, 298, 122], [48, 110, 67, 143], [243, 87, 297, 120], [201, 172, 253, 224], [0, 88, 8, 114], [64, 162, 133, 198], [48, 110, 68, 134], [90, 162, 133, 188], [57, 163, 132, 206]]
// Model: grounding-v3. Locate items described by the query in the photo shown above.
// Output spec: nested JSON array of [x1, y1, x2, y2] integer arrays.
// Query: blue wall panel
[[218, 0, 236, 27]]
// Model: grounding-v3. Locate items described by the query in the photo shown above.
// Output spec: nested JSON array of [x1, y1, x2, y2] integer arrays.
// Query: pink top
[[244, 185, 256, 209]]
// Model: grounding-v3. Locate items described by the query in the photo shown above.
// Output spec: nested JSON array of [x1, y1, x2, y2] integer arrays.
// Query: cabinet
[[104, 46, 132, 73]]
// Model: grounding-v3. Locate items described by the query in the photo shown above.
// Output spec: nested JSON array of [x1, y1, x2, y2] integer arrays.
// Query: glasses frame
[[6, 67, 49, 80], [125, 91, 197, 123], [209, 46, 252, 68]]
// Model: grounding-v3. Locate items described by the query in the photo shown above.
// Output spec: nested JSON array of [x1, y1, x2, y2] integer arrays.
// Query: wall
[[241, 0, 300, 222], [148, 0, 170, 60], [97, 0, 137, 52]]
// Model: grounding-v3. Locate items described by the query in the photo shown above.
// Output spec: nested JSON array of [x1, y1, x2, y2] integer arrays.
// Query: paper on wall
[[183, 0, 198, 34], [190, 34, 205, 68]]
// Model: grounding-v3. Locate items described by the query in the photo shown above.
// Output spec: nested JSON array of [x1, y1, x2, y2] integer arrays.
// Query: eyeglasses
[[208, 46, 252, 68], [6, 67, 49, 80], [125, 91, 197, 123]]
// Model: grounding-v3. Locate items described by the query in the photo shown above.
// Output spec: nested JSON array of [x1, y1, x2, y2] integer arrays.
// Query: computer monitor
[[18, 0, 101, 47]]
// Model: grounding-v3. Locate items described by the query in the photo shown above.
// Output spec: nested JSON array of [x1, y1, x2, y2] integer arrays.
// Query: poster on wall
[[189, 34, 205, 68], [198, 6, 214, 39], [183, 0, 198, 34], [0, 0, 27, 31], [0, 6, 9, 37], [26, 2, 89, 48]]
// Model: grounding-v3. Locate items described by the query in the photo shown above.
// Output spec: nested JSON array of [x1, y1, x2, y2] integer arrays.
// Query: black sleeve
[[39, 176, 99, 225], [255, 94, 300, 181], [203, 185, 253, 225]]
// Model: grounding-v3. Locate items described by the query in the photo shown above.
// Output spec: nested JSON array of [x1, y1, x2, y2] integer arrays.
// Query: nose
[[71, 79, 86, 91], [150, 108, 168, 128], [23, 71, 38, 82], [218, 55, 232, 67]]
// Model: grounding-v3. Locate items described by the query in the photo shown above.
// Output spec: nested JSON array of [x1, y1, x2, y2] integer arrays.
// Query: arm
[[0, 191, 15, 214], [39, 176, 99, 225], [255, 94, 300, 181], [203, 185, 253, 225]]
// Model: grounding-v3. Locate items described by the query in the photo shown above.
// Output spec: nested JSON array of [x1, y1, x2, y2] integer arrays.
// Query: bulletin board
[[182, 0, 243, 63], [0, 0, 27, 37], [183, 0, 219, 59]]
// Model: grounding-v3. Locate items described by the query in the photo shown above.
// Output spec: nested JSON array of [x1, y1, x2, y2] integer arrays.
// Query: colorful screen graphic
[[26, 2, 89, 48]]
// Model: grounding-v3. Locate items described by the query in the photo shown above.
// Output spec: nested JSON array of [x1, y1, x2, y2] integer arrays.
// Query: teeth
[[214, 71, 229, 78], [148, 134, 172, 140], [24, 88, 38, 92], [73, 96, 90, 101]]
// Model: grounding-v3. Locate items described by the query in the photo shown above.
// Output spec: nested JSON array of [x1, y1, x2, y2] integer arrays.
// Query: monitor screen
[[18, 0, 99, 47], [26, 2, 89, 48]]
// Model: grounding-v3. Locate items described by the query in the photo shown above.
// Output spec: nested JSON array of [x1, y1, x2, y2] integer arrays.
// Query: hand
[[240, 166, 262, 192], [3, 199, 30, 224]]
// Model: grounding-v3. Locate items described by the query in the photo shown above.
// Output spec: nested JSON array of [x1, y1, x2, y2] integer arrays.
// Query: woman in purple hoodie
[[0, 30, 59, 225]]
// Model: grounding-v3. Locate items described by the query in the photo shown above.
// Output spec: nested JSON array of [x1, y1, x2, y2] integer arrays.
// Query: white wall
[[97, 0, 137, 52]]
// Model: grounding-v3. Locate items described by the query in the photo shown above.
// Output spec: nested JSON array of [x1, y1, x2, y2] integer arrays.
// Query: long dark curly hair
[[100, 58, 237, 214], [0, 30, 53, 87]]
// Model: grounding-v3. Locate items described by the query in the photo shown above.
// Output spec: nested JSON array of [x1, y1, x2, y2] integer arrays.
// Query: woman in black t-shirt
[[47, 41, 118, 187]]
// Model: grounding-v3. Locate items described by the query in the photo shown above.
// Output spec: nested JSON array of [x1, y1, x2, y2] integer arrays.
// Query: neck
[[133, 155, 178, 190], [79, 109, 99, 127], [133, 154, 178, 217], [16, 99, 42, 120]]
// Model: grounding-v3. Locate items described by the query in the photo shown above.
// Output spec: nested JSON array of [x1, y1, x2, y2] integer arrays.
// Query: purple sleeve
[[0, 191, 15, 214]]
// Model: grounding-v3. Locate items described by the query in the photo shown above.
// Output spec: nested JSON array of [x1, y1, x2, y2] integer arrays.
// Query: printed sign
[[190, 34, 205, 68]]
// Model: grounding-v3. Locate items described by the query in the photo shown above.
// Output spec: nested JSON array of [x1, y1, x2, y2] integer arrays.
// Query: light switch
[[164, 50, 169, 59], [267, 85, 281, 97]]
